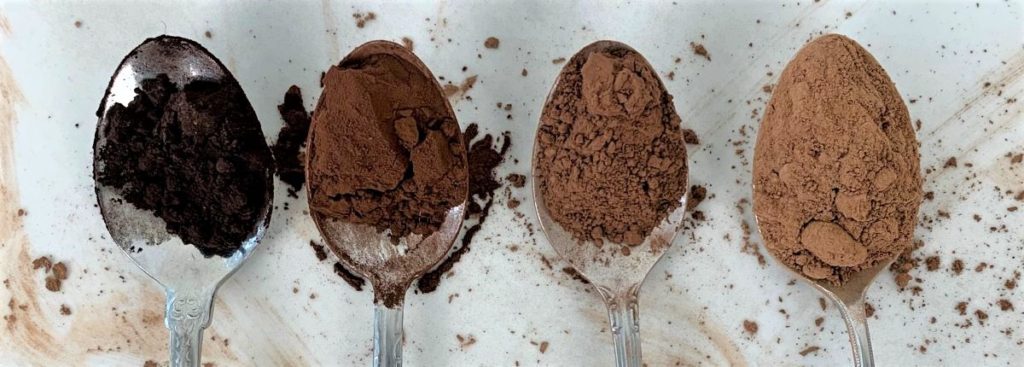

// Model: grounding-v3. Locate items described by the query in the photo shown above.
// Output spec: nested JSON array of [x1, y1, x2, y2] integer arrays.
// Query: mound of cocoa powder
[[307, 42, 467, 240], [96, 74, 274, 257], [535, 44, 688, 246], [752, 34, 922, 284]]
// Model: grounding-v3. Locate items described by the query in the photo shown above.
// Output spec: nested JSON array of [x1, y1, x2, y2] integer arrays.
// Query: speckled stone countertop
[[1, 1, 1021, 366]]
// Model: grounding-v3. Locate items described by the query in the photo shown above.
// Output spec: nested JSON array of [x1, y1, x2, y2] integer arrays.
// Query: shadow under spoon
[[93, 36, 274, 367]]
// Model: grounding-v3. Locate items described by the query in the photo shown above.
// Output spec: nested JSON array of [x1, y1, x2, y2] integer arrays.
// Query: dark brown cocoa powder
[[535, 44, 688, 246], [274, 86, 311, 198], [96, 74, 274, 257]]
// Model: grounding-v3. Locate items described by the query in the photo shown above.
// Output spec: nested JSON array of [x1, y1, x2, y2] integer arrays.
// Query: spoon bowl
[[93, 35, 273, 367], [531, 40, 689, 367]]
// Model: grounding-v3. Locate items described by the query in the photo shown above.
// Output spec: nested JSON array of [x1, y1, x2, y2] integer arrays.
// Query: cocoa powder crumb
[[952, 259, 964, 275], [59, 304, 71, 315], [743, 320, 758, 334], [506, 173, 526, 188], [309, 241, 328, 261], [956, 301, 968, 315], [31, 256, 52, 272], [682, 128, 700, 145], [690, 42, 711, 61], [864, 302, 875, 317], [925, 256, 940, 271], [944, 157, 957, 168], [539, 341, 549, 353], [144, 361, 158, 367], [401, 37, 414, 50], [799, 346, 821, 356], [975, 309, 988, 323], [484, 37, 500, 49], [686, 185, 707, 211], [333, 262, 365, 291], [998, 299, 1014, 311], [752, 34, 921, 285]]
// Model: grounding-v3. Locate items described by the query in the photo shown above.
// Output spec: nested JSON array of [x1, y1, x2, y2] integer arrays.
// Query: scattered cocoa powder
[[274, 86, 311, 197], [536, 43, 688, 246], [799, 346, 821, 356], [59, 304, 71, 315], [401, 37, 414, 50], [956, 301, 969, 315], [752, 34, 922, 285], [925, 256, 940, 271], [308, 41, 467, 241], [417, 124, 511, 293]]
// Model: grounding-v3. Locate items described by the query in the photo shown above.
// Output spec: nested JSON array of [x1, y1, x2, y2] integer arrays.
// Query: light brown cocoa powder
[[536, 44, 688, 246], [753, 34, 922, 284]]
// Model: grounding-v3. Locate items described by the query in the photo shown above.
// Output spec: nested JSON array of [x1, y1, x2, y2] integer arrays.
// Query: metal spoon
[[306, 41, 468, 367], [531, 40, 689, 367], [753, 209, 891, 367], [93, 36, 273, 367]]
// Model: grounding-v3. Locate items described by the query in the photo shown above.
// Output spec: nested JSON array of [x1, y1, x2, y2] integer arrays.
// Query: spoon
[[306, 41, 468, 367], [93, 36, 273, 367], [531, 41, 689, 367], [753, 209, 891, 367]]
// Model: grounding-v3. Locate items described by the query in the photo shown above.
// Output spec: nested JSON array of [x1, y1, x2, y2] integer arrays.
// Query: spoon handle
[[373, 302, 404, 367], [834, 297, 874, 367], [601, 287, 642, 367], [166, 290, 215, 367]]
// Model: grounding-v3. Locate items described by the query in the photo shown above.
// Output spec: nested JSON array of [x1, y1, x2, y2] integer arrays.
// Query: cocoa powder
[[307, 42, 467, 240], [96, 73, 274, 257], [536, 44, 688, 246], [753, 34, 922, 284]]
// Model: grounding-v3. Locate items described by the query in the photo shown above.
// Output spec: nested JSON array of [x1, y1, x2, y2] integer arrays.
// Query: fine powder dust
[[307, 43, 467, 240], [96, 74, 274, 257], [753, 34, 922, 284], [536, 45, 688, 246]]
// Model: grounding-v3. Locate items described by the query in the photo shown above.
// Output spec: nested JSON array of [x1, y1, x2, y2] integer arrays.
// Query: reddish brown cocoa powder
[[307, 42, 467, 241], [753, 34, 922, 285], [536, 44, 688, 246]]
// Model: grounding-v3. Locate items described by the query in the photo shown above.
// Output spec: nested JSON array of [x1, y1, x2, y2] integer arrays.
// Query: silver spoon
[[93, 36, 273, 367], [531, 40, 689, 367], [753, 209, 891, 367], [306, 41, 468, 367]]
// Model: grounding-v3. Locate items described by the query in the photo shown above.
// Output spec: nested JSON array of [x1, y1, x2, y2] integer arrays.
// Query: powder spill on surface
[[273, 86, 312, 198], [752, 34, 922, 284], [417, 123, 511, 293]]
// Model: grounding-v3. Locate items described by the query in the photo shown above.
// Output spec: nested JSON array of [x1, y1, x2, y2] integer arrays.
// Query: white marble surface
[[0, 0, 1022, 366]]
